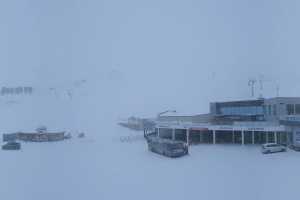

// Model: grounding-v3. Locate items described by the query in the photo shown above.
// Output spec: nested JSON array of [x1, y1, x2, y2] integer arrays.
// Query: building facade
[[153, 97, 300, 147]]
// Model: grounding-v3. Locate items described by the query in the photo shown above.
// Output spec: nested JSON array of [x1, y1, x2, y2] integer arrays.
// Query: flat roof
[[213, 99, 263, 105], [213, 97, 300, 104]]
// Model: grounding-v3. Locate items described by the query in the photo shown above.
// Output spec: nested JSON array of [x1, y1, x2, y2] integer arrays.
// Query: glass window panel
[[273, 105, 277, 115], [287, 104, 294, 115], [246, 106, 250, 114], [233, 107, 237, 115], [249, 106, 253, 115], [295, 104, 300, 115], [258, 106, 263, 114], [263, 105, 267, 115], [221, 106, 263, 116]]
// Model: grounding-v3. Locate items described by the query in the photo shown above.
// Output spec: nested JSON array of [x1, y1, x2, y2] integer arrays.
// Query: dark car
[[2, 142, 21, 150], [146, 136, 188, 158]]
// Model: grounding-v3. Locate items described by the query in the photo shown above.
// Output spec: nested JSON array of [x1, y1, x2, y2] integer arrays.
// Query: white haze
[[0, 1, 300, 200], [1, 0, 300, 117]]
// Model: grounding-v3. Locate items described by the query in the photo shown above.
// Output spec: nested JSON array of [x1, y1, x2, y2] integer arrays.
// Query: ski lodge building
[[154, 97, 300, 146]]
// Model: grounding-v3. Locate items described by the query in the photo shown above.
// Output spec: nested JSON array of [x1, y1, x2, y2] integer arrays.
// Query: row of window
[[286, 104, 300, 115], [219, 104, 300, 116], [260, 104, 300, 116], [220, 106, 264, 116]]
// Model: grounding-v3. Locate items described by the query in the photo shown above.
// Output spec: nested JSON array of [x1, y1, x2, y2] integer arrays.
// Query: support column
[[158, 128, 160, 138], [232, 130, 235, 144], [274, 132, 277, 144], [252, 131, 255, 145], [242, 131, 245, 145], [172, 129, 175, 140], [213, 130, 216, 144], [186, 129, 190, 145], [266, 132, 269, 143]]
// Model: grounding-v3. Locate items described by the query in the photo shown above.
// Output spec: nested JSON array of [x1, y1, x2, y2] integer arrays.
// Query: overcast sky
[[1, 0, 300, 117]]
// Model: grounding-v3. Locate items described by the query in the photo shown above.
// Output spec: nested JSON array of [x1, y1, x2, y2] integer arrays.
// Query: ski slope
[[0, 85, 299, 200]]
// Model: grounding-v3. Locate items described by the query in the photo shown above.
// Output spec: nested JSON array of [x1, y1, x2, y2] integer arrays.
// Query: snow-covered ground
[[1, 128, 300, 200], [0, 87, 299, 200]]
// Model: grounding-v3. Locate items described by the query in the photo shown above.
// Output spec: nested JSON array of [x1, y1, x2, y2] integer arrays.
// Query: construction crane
[[276, 85, 280, 97]]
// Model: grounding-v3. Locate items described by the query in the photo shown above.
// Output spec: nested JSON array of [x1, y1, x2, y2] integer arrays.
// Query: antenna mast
[[258, 75, 264, 99], [248, 79, 256, 98], [276, 85, 280, 97]]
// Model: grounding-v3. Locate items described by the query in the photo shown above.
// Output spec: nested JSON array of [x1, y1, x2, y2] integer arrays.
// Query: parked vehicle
[[2, 142, 21, 150], [146, 136, 188, 158], [289, 144, 300, 151], [143, 129, 188, 158], [261, 143, 286, 154]]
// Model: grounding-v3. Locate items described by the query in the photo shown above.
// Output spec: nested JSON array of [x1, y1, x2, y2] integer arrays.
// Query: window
[[273, 104, 277, 115], [287, 104, 295, 115], [268, 105, 272, 115], [263, 105, 267, 115], [295, 104, 300, 115], [257, 106, 263, 115], [220, 106, 263, 115]]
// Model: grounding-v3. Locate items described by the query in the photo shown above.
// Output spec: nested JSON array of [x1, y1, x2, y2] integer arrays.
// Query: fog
[[1, 0, 300, 117], [2, 2, 300, 200]]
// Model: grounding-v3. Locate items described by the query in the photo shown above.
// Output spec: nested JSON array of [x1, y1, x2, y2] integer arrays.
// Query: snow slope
[[0, 84, 299, 200]]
